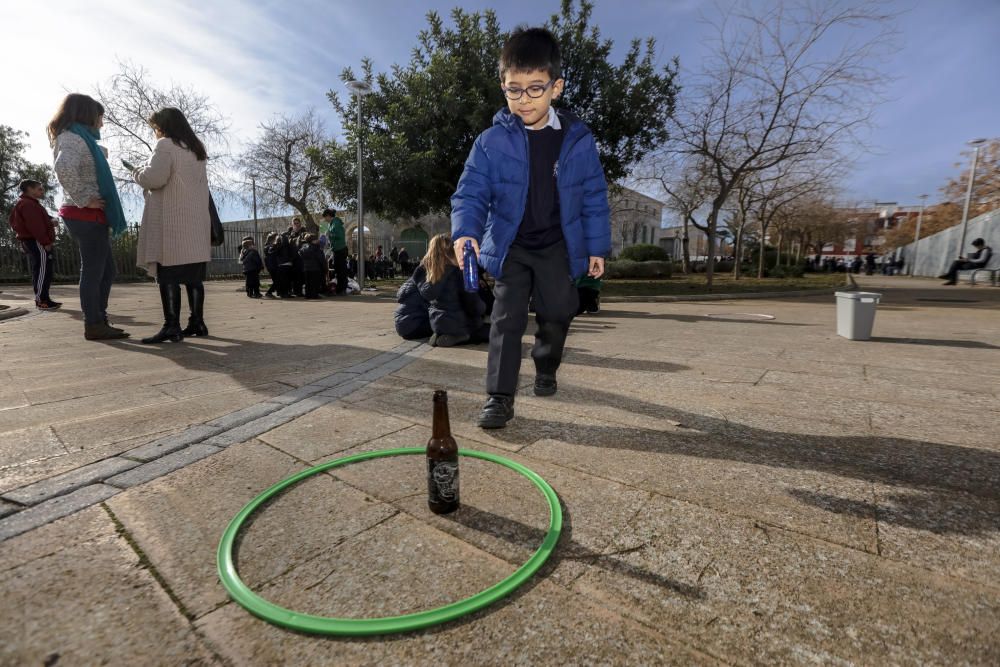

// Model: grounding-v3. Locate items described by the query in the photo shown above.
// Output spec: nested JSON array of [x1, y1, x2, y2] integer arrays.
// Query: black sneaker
[[433, 333, 470, 347], [477, 395, 514, 429], [534, 374, 557, 397]]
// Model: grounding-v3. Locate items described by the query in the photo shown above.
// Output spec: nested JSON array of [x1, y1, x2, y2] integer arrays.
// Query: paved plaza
[[0, 276, 998, 665]]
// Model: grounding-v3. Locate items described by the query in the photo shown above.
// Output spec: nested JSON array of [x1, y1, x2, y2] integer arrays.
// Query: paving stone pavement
[[0, 277, 998, 665]]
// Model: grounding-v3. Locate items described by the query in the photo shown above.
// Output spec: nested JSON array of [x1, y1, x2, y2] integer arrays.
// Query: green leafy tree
[[316, 0, 678, 220], [1, 126, 56, 219]]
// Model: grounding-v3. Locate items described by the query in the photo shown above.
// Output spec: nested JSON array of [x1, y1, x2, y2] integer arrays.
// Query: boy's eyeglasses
[[501, 80, 555, 101]]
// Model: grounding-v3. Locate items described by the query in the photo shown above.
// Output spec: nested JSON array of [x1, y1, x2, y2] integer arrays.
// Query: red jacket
[[8, 195, 56, 245]]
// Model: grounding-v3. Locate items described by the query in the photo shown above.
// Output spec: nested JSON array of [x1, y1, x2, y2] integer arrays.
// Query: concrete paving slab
[[0, 433, 166, 496], [570, 493, 1000, 665], [106, 440, 398, 619], [0, 505, 110, 574], [0, 484, 121, 542], [0, 425, 67, 468], [3, 456, 139, 505], [1, 278, 998, 662], [0, 499, 18, 519], [0, 506, 217, 666], [870, 403, 995, 449], [123, 424, 223, 461], [197, 527, 709, 665], [259, 401, 414, 462], [106, 444, 221, 488], [521, 435, 880, 554], [52, 383, 288, 451]]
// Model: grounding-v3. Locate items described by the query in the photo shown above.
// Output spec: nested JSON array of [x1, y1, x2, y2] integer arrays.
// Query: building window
[[641, 226, 648, 243]]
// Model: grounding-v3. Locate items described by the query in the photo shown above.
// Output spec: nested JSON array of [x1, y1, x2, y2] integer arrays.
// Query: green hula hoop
[[217, 447, 562, 636]]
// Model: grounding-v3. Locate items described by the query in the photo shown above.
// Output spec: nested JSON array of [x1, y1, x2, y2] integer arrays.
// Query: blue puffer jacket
[[451, 108, 611, 280]]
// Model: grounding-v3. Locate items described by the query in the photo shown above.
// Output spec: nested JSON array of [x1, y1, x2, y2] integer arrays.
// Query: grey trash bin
[[835, 291, 881, 340]]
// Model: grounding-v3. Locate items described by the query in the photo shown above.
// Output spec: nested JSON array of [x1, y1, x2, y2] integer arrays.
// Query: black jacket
[[299, 243, 325, 272], [419, 265, 485, 337], [394, 265, 432, 339], [239, 247, 264, 273]]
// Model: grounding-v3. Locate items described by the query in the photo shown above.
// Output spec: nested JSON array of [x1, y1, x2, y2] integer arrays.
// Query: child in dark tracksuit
[[262, 232, 279, 298], [451, 27, 611, 429], [298, 234, 326, 299], [239, 236, 264, 297], [7, 180, 60, 309]]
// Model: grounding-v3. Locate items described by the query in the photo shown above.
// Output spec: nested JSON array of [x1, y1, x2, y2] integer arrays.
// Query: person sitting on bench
[[940, 238, 993, 285]]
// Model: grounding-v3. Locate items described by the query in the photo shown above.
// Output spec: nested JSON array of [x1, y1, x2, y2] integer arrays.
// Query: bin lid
[[835, 291, 882, 300]]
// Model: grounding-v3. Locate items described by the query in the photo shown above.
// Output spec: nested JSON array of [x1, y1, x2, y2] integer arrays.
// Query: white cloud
[[1, 0, 353, 174]]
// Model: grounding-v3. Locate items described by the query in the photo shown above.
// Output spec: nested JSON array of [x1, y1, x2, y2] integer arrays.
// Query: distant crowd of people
[[238, 213, 420, 299], [808, 252, 905, 276]]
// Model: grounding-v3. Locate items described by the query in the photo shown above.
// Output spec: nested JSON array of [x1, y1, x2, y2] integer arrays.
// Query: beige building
[[609, 187, 663, 257]]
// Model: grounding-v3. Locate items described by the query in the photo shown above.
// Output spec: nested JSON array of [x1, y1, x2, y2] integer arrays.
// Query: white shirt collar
[[526, 107, 561, 131]]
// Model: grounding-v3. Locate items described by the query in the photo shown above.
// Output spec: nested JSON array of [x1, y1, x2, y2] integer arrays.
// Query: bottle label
[[427, 460, 459, 504]]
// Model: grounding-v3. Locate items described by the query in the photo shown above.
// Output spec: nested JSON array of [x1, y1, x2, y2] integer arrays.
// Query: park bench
[[959, 257, 1000, 286]]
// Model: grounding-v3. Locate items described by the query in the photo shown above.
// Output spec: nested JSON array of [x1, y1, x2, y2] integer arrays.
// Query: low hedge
[[605, 260, 673, 279], [619, 244, 670, 262]]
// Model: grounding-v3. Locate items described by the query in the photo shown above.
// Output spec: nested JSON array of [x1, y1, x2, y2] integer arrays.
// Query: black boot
[[181, 283, 209, 336], [142, 284, 184, 344]]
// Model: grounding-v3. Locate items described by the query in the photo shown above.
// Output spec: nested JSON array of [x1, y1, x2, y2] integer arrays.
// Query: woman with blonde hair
[[132, 107, 212, 344], [49, 93, 130, 340], [418, 233, 489, 347]]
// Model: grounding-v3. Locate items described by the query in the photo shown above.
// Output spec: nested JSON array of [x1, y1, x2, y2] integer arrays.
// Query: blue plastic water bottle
[[462, 239, 479, 292]]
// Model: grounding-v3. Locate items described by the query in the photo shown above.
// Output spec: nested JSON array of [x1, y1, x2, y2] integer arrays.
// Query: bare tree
[[95, 60, 231, 201], [635, 152, 712, 274], [237, 111, 327, 232], [652, 0, 894, 288], [748, 156, 839, 277]]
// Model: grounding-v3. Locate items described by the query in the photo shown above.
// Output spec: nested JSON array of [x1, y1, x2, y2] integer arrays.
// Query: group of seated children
[[394, 233, 493, 347]]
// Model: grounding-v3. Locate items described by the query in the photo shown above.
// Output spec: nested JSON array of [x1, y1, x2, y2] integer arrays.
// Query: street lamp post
[[251, 174, 259, 245], [957, 138, 987, 258], [346, 80, 373, 289], [909, 193, 928, 276]]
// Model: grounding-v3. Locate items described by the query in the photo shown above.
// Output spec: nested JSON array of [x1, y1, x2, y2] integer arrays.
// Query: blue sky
[[5, 0, 998, 221]]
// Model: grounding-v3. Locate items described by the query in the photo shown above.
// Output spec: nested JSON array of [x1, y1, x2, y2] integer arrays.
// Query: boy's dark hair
[[972, 238, 985, 246], [19, 179, 42, 194], [499, 26, 562, 81], [322, 208, 336, 217], [242, 235, 254, 243]]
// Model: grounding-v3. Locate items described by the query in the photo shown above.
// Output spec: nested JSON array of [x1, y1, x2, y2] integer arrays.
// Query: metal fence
[[1, 223, 145, 282], [1, 222, 411, 284]]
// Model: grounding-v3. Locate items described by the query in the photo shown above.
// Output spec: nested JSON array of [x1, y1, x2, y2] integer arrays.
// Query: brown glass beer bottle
[[427, 390, 459, 514]]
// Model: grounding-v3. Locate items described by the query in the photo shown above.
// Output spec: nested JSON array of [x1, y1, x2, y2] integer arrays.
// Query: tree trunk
[[705, 212, 719, 290], [757, 232, 767, 278], [774, 231, 783, 270], [733, 229, 742, 279], [681, 217, 691, 274]]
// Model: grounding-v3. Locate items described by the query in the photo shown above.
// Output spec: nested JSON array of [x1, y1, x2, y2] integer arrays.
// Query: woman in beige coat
[[133, 108, 212, 344]]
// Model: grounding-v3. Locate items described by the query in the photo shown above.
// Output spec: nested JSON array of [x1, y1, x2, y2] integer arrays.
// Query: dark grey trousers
[[486, 241, 579, 396], [63, 219, 115, 325]]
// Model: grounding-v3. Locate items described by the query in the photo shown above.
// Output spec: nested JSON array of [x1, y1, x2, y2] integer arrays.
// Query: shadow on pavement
[[598, 309, 814, 326], [868, 336, 1000, 350]]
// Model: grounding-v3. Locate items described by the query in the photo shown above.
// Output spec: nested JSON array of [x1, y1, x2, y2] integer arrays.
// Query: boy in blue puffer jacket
[[452, 26, 611, 429]]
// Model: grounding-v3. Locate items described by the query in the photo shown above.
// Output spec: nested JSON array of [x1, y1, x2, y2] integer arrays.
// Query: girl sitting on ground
[[418, 233, 490, 347]]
